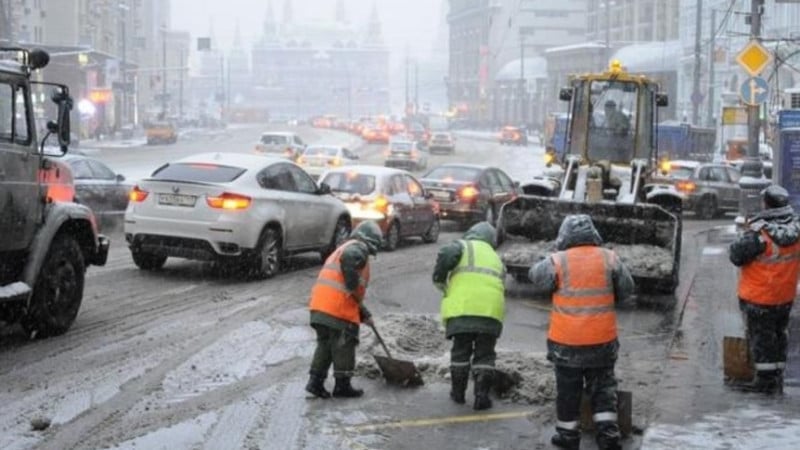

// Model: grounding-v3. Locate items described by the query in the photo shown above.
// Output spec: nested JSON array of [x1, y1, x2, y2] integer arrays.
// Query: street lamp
[[118, 3, 129, 127]]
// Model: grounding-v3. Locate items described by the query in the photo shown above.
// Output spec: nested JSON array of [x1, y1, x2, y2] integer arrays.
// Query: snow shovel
[[368, 323, 424, 387]]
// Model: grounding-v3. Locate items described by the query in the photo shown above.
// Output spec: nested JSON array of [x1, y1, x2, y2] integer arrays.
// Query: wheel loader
[[497, 60, 683, 294]]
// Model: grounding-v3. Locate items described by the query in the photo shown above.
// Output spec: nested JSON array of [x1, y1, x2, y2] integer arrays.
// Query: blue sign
[[778, 109, 800, 129], [779, 128, 800, 212], [739, 76, 769, 106]]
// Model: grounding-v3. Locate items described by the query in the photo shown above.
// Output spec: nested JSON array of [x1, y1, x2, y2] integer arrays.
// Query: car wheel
[[251, 227, 282, 279], [320, 217, 351, 261], [695, 196, 717, 220], [384, 221, 400, 251], [422, 218, 441, 243], [131, 249, 167, 270], [22, 234, 85, 338]]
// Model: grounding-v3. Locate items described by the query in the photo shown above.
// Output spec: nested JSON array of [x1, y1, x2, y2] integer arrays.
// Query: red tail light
[[129, 185, 149, 202], [676, 181, 696, 193], [459, 185, 479, 200], [207, 192, 252, 210]]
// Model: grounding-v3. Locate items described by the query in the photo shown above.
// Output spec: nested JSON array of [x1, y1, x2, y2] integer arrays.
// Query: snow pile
[[355, 313, 555, 405]]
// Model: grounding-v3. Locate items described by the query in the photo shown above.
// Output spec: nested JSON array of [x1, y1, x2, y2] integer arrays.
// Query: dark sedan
[[420, 164, 519, 226], [62, 154, 130, 226]]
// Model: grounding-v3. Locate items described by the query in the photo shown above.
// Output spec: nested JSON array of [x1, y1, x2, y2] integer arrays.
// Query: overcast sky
[[169, 0, 446, 59]]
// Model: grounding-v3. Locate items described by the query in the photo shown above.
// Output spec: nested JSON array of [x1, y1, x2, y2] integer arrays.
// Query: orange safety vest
[[309, 240, 370, 324], [738, 230, 800, 306], [548, 246, 617, 346]]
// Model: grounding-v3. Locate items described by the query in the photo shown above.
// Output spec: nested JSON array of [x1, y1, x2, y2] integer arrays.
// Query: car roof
[[429, 163, 492, 171], [321, 165, 411, 178], [174, 152, 286, 168], [669, 160, 701, 169]]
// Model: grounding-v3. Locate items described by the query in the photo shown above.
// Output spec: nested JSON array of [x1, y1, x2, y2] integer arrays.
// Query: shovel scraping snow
[[368, 323, 424, 387]]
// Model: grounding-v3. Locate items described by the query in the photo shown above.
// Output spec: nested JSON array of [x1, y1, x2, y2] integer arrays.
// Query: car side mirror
[[317, 182, 332, 195], [52, 87, 73, 150], [559, 87, 573, 102], [116, 173, 126, 182], [424, 191, 434, 200]]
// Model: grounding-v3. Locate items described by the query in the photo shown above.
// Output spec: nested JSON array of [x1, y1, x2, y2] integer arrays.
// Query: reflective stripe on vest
[[441, 240, 505, 323], [548, 246, 617, 346], [308, 240, 370, 324], [738, 230, 800, 306]]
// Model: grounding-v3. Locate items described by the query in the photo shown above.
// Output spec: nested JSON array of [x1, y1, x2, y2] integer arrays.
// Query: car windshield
[[670, 167, 695, 180], [260, 134, 289, 145], [151, 163, 246, 183], [424, 166, 480, 182], [587, 80, 638, 163], [321, 172, 376, 196], [390, 142, 413, 152], [304, 146, 339, 157]]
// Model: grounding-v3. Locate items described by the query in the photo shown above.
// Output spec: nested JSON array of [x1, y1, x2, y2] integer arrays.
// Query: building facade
[[250, 1, 389, 120], [587, 0, 680, 45]]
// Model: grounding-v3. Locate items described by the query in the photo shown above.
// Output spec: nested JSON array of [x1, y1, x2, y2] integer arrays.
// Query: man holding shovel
[[433, 221, 506, 410], [729, 185, 800, 394], [528, 215, 633, 450], [306, 220, 383, 399]]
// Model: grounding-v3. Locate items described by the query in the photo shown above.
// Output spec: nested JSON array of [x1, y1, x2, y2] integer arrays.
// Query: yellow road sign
[[736, 40, 772, 76], [722, 106, 748, 125]]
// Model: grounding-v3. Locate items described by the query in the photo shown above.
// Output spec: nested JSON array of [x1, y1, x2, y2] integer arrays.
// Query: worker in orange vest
[[729, 185, 800, 394], [529, 215, 634, 450], [306, 221, 383, 399]]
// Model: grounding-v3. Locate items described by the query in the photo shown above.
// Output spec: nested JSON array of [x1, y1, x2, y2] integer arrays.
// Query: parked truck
[[657, 121, 716, 162], [0, 47, 109, 337], [497, 60, 683, 294]]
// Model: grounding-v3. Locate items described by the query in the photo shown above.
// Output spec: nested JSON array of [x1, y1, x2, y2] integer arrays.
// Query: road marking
[[345, 410, 532, 433], [702, 246, 725, 256]]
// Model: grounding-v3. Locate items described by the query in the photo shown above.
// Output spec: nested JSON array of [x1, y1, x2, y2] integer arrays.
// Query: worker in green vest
[[432, 221, 506, 410]]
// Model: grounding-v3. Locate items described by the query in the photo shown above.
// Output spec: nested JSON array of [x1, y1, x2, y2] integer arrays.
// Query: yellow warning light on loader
[[659, 158, 671, 174], [609, 59, 624, 74]]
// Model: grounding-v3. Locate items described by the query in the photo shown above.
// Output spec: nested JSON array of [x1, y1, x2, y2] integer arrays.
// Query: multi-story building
[[250, 1, 389, 119], [447, 0, 586, 125], [587, 0, 680, 44], [1, 0, 47, 44], [678, 0, 800, 129]]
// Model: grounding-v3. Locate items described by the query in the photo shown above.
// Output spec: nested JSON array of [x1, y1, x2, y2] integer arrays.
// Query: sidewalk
[[642, 224, 800, 449]]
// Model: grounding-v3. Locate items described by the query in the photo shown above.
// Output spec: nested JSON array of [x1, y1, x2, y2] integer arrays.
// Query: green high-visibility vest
[[441, 240, 505, 322]]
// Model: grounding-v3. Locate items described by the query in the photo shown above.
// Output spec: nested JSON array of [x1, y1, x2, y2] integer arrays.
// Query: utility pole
[[161, 28, 168, 118], [706, 8, 716, 128], [120, 3, 128, 126], [604, 1, 612, 65], [404, 49, 409, 121], [179, 48, 184, 118], [520, 32, 526, 126], [738, 0, 768, 219], [414, 60, 419, 117], [691, 0, 703, 125]]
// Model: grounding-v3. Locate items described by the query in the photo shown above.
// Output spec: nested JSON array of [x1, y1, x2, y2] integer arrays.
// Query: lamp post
[[118, 2, 129, 127]]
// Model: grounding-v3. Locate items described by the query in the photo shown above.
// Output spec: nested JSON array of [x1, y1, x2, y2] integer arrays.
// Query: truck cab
[[0, 47, 108, 338]]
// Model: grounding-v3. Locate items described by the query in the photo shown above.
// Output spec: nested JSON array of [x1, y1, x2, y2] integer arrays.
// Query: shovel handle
[[368, 323, 394, 360]]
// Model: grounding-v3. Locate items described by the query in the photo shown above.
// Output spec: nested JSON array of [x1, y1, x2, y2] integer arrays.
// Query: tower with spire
[[363, 1, 383, 47], [263, 0, 278, 43]]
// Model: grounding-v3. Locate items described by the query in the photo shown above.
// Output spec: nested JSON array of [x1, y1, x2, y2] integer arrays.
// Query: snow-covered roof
[[545, 41, 607, 54], [494, 57, 547, 81], [611, 40, 681, 73]]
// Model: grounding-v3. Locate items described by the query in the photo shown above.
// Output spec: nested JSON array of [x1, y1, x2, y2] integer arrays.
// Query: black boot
[[333, 377, 364, 398], [473, 370, 493, 410], [305, 373, 331, 399], [596, 423, 622, 450], [450, 367, 470, 404], [551, 431, 580, 450], [731, 370, 781, 394]]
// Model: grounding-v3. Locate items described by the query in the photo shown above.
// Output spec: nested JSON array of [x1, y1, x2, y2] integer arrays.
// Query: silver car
[[254, 131, 306, 161], [124, 153, 351, 278]]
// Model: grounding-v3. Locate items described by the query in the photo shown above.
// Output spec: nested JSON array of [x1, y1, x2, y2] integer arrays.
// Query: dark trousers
[[309, 324, 357, 379], [554, 365, 619, 441], [450, 333, 497, 374], [743, 303, 792, 373]]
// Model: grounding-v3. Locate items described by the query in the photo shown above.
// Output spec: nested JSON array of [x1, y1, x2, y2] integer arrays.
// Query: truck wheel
[[23, 234, 85, 338], [131, 250, 167, 270]]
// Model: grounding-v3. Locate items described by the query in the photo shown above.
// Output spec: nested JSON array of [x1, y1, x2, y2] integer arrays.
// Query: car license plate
[[429, 190, 451, 201], [158, 193, 197, 207]]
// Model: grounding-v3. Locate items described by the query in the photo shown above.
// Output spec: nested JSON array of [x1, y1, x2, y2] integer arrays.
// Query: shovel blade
[[373, 355, 424, 387]]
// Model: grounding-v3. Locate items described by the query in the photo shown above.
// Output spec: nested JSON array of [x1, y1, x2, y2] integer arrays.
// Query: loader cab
[[560, 60, 666, 166]]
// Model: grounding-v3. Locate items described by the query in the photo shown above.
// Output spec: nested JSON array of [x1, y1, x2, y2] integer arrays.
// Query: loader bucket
[[497, 195, 681, 293]]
